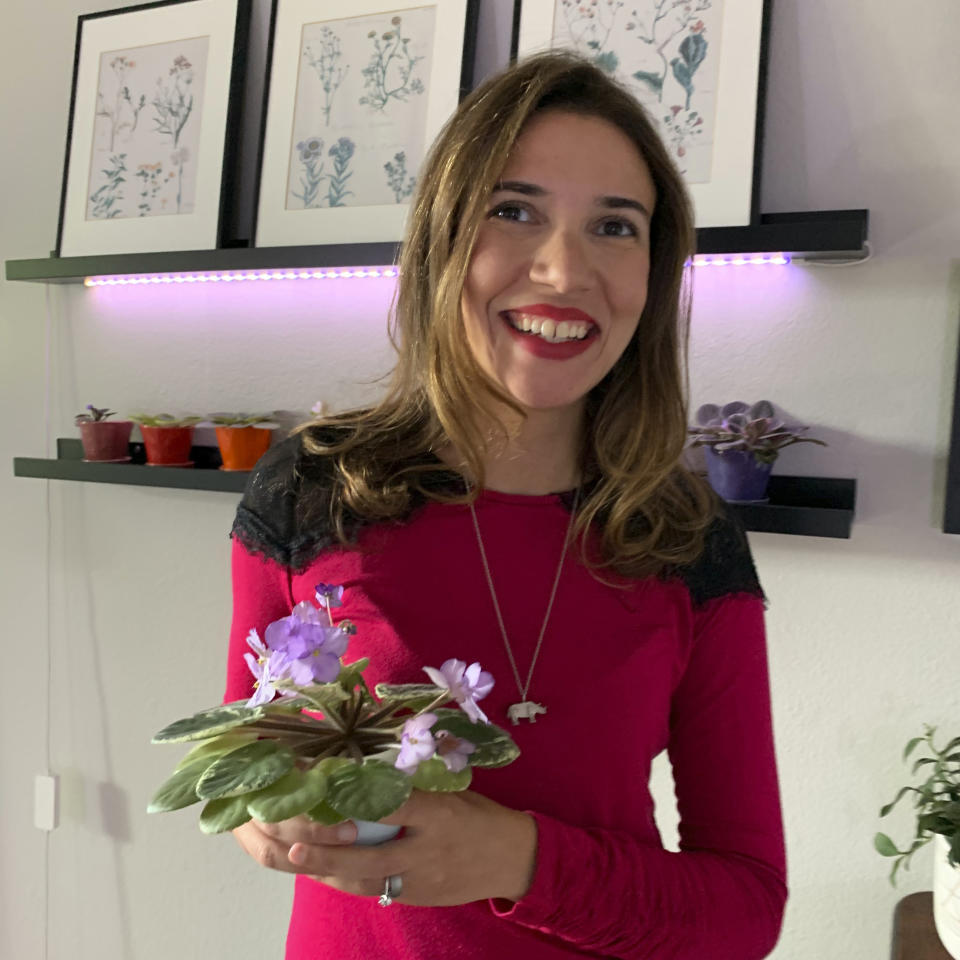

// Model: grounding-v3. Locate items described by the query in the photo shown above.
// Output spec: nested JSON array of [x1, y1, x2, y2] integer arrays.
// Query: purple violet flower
[[260, 603, 349, 685], [314, 583, 344, 609], [244, 648, 297, 707], [423, 659, 494, 724], [435, 730, 476, 773], [395, 713, 438, 775]]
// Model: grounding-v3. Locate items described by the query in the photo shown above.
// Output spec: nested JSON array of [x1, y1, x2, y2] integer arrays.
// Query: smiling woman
[[224, 50, 786, 960], [460, 110, 656, 418]]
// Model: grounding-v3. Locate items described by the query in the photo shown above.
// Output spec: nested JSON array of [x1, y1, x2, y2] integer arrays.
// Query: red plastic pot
[[215, 426, 272, 471], [78, 420, 133, 462], [140, 425, 195, 466]]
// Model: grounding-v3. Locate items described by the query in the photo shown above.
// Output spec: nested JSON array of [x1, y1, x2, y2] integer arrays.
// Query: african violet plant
[[874, 725, 960, 885], [148, 584, 519, 835], [128, 413, 204, 428], [204, 412, 278, 427], [688, 400, 827, 465], [75, 404, 118, 423]]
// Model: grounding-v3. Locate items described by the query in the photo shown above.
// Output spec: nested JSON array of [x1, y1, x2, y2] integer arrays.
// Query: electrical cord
[[42, 282, 54, 960]]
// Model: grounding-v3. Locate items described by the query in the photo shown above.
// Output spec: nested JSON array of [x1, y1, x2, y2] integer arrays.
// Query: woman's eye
[[597, 217, 638, 238], [488, 203, 533, 223]]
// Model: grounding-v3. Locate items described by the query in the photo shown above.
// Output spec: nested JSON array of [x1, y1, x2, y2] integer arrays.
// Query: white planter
[[934, 833, 960, 959], [352, 819, 401, 846]]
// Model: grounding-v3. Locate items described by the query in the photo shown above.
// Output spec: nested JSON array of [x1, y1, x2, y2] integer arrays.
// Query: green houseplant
[[875, 725, 960, 957], [149, 584, 519, 847], [75, 404, 133, 462], [688, 400, 827, 502], [129, 413, 203, 467]]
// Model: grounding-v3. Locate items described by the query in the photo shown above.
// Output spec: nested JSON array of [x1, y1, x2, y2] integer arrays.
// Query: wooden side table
[[892, 893, 953, 959]]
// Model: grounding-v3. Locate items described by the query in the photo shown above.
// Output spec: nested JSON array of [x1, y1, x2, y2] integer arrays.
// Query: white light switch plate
[[34, 774, 59, 831]]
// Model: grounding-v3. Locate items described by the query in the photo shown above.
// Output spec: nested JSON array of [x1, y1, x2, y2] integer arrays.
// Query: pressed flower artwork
[[86, 36, 209, 220], [551, 0, 722, 182], [285, 7, 436, 210]]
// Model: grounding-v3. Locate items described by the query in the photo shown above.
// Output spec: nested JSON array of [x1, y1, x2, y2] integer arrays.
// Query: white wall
[[1, 1, 958, 958]]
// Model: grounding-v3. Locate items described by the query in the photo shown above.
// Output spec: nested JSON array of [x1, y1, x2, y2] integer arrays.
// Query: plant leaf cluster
[[874, 724, 960, 885], [149, 671, 519, 834], [688, 400, 827, 465]]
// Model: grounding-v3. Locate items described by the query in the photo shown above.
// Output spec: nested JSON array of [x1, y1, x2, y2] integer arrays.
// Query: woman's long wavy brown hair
[[297, 49, 718, 582]]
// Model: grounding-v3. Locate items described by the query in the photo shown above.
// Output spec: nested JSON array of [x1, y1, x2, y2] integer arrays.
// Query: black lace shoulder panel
[[665, 502, 767, 609], [232, 436, 766, 608], [230, 429, 436, 571], [231, 435, 307, 568]]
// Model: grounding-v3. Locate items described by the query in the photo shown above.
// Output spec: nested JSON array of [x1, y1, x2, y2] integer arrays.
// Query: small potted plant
[[148, 584, 519, 858], [129, 413, 203, 467], [75, 405, 133, 462], [688, 400, 827, 502], [205, 413, 278, 472], [875, 725, 960, 958]]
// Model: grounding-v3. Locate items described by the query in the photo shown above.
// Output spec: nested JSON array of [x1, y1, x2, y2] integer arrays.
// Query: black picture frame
[[250, 0, 479, 249], [55, 0, 251, 258], [945, 318, 960, 534], [510, 0, 773, 229]]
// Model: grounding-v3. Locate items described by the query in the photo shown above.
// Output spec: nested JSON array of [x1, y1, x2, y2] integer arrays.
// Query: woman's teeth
[[506, 312, 592, 343]]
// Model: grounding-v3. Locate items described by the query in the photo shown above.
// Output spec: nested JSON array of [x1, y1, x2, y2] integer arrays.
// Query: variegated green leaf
[[199, 795, 252, 834], [430, 709, 520, 768], [411, 756, 472, 792], [174, 731, 259, 771], [326, 759, 411, 822], [196, 740, 294, 800], [151, 703, 264, 744], [246, 766, 329, 823], [147, 756, 212, 813]]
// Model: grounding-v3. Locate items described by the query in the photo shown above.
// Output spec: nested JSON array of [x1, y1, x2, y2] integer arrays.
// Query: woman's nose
[[527, 228, 595, 294]]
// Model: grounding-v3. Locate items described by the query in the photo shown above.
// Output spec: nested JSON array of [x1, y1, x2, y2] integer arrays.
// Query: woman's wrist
[[498, 809, 538, 902]]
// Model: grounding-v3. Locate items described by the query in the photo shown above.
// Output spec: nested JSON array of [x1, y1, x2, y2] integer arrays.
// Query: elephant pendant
[[507, 701, 547, 725]]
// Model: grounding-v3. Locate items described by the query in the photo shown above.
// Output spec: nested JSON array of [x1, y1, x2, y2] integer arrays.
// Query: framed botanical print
[[253, 0, 479, 248], [55, 0, 251, 258], [514, 0, 772, 228]]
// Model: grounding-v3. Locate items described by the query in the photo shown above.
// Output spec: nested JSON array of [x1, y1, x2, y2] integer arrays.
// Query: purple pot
[[704, 447, 773, 502], [78, 420, 133, 461]]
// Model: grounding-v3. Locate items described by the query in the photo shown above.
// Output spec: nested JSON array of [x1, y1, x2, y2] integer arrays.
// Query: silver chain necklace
[[468, 488, 579, 725]]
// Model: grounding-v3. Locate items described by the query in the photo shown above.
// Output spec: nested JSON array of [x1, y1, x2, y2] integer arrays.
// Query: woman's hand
[[233, 790, 537, 907]]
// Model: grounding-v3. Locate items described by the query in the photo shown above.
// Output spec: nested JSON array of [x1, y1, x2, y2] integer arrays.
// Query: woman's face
[[460, 109, 657, 415]]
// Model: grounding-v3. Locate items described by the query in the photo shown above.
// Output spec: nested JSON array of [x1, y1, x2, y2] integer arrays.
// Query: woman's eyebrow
[[492, 180, 651, 221]]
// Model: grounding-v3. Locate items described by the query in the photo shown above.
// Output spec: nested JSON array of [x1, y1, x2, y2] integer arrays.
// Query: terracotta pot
[[214, 426, 272, 471], [78, 420, 133, 461], [704, 447, 774, 502], [140, 425, 195, 466]]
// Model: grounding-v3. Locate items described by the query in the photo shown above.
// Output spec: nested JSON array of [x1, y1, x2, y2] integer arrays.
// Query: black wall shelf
[[14, 439, 248, 493], [15, 440, 857, 537], [4, 210, 869, 284], [725, 475, 856, 539]]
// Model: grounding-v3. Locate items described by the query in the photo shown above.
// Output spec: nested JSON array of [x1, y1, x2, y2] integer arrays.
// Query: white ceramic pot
[[934, 833, 960, 959], [352, 819, 401, 846]]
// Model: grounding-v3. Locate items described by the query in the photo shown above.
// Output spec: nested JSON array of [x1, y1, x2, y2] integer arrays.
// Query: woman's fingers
[[254, 814, 357, 846], [232, 820, 305, 875], [287, 833, 411, 881]]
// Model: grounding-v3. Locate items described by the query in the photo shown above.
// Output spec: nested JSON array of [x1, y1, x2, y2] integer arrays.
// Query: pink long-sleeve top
[[224, 437, 787, 959]]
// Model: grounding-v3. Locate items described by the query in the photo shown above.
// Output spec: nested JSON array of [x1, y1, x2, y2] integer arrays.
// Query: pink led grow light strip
[[690, 253, 790, 267], [82, 254, 790, 286], [83, 267, 400, 286]]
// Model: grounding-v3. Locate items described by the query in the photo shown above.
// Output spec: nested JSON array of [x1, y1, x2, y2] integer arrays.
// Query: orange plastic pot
[[140, 425, 195, 466], [215, 426, 272, 471], [79, 420, 133, 461]]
